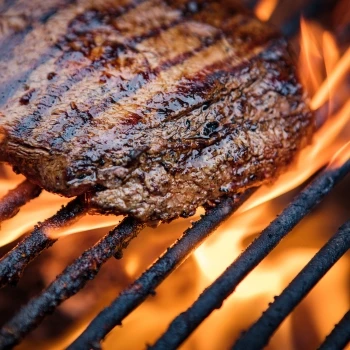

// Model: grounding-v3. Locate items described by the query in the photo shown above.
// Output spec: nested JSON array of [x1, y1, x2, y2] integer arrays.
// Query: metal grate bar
[[67, 191, 254, 350], [0, 197, 87, 288], [318, 311, 350, 350], [0, 180, 42, 223], [232, 221, 350, 350], [149, 160, 350, 350], [0, 217, 144, 349]]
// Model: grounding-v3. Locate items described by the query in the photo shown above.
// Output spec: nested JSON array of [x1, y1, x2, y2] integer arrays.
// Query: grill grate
[[0, 159, 348, 350], [67, 190, 254, 350], [231, 222, 350, 350], [0, 217, 144, 349]]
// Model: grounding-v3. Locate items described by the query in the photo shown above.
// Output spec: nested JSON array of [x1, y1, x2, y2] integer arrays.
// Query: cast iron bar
[[318, 310, 350, 350], [232, 221, 350, 349], [149, 159, 350, 350], [68, 191, 254, 350], [0, 180, 42, 223], [0, 217, 145, 350], [0, 197, 86, 288]]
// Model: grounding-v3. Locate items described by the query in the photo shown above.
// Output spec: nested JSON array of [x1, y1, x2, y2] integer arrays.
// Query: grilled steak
[[0, 0, 313, 223]]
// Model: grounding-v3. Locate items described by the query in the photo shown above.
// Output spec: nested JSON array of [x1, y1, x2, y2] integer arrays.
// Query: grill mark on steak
[[88, 42, 312, 221], [39, 39, 284, 190], [0, 0, 245, 107], [3, 0, 189, 137], [6, 1, 246, 144], [4, 24, 279, 162], [0, 0, 74, 60], [0, 0, 314, 222], [83, 37, 273, 131], [0, 0, 141, 106]]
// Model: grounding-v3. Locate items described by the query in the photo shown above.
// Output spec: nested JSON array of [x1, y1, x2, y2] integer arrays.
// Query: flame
[[194, 17, 350, 265], [234, 19, 350, 214], [236, 100, 350, 214], [192, 15, 350, 350], [254, 0, 278, 21], [299, 19, 325, 97], [328, 141, 350, 169], [0, 166, 121, 246], [311, 47, 350, 110]]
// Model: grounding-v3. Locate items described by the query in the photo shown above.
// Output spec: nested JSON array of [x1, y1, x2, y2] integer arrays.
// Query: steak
[[0, 0, 314, 223]]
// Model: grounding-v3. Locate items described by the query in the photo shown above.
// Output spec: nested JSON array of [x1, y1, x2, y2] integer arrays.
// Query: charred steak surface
[[0, 0, 313, 223]]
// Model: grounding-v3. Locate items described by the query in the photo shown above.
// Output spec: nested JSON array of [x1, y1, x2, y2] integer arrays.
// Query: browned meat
[[0, 0, 314, 223]]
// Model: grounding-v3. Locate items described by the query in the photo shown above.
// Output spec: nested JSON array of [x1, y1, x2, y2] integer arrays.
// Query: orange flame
[[311, 47, 350, 110], [0, 170, 121, 246], [254, 0, 278, 21], [193, 15, 350, 350]]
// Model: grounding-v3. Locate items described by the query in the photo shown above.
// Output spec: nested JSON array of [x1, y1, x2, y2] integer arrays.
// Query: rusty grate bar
[[318, 311, 350, 350], [232, 221, 350, 350], [0, 196, 87, 288], [0, 180, 42, 223], [67, 191, 254, 350], [149, 160, 350, 350], [0, 217, 145, 349]]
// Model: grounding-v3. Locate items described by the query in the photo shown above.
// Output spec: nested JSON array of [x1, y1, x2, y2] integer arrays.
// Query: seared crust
[[0, 0, 314, 222]]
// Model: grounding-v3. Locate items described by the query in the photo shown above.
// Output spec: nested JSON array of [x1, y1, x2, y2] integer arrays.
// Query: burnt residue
[[19, 88, 36, 105]]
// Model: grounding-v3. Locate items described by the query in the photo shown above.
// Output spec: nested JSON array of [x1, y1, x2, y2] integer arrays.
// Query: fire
[[311, 47, 350, 110], [0, 4, 349, 350], [232, 18, 350, 214], [0, 170, 121, 246], [329, 141, 350, 169], [254, 0, 278, 21], [192, 14, 350, 350]]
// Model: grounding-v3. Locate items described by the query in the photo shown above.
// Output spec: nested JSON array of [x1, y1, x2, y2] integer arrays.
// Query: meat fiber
[[0, 0, 314, 223]]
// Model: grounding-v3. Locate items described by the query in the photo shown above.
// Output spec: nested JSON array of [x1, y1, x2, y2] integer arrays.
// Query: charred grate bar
[[67, 191, 254, 350], [232, 221, 350, 350], [0, 180, 41, 223], [0, 217, 145, 349], [318, 311, 350, 350], [0, 196, 87, 288], [148, 160, 350, 350]]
